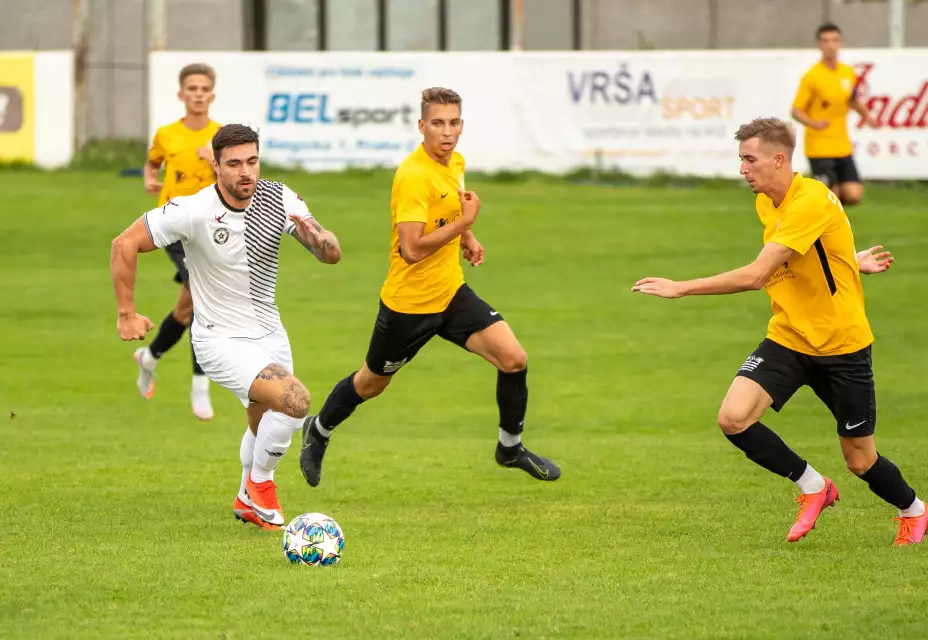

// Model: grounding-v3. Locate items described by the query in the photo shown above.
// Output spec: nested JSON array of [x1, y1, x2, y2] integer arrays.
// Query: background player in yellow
[[133, 63, 222, 420], [298, 87, 560, 486], [791, 23, 878, 206], [632, 118, 926, 546]]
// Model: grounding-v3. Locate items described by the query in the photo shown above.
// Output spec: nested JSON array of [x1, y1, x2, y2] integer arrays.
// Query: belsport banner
[[150, 49, 928, 179], [0, 52, 35, 163]]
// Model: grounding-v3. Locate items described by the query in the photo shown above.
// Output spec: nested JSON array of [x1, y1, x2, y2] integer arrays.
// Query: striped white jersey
[[144, 180, 311, 339]]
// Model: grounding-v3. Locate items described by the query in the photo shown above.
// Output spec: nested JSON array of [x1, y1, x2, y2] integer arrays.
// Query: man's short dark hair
[[816, 23, 841, 39], [212, 124, 259, 162]]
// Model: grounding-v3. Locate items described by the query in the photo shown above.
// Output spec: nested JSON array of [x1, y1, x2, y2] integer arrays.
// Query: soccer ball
[[282, 512, 344, 566]]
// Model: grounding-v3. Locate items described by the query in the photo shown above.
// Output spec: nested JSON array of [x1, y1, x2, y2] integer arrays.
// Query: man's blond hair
[[734, 117, 796, 156], [179, 63, 216, 88], [420, 87, 462, 120]]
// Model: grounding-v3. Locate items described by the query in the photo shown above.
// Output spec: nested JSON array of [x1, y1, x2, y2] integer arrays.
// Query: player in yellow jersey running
[[791, 23, 878, 206], [633, 117, 926, 546], [133, 63, 222, 420], [299, 87, 560, 485]]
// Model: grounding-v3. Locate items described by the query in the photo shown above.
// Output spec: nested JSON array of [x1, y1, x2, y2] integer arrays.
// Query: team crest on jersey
[[213, 228, 230, 245]]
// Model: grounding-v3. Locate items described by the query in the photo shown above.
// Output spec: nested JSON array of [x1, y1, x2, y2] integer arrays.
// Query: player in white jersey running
[[110, 124, 342, 530]]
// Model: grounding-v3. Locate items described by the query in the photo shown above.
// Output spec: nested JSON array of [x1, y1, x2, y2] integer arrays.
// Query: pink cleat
[[893, 508, 928, 546], [787, 478, 839, 542]]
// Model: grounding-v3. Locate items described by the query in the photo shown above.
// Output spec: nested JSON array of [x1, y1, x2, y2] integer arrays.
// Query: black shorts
[[166, 241, 189, 286], [365, 284, 503, 376], [808, 156, 861, 188], [736, 338, 875, 438]]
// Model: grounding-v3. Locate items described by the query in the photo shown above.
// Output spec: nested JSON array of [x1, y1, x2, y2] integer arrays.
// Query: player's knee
[[840, 185, 863, 206], [717, 406, 753, 435], [354, 370, 390, 400], [173, 306, 193, 326], [498, 348, 527, 373], [280, 379, 311, 419], [843, 448, 876, 476]]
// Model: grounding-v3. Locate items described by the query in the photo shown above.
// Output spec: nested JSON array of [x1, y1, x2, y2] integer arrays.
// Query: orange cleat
[[244, 476, 285, 527], [787, 478, 839, 542], [232, 496, 279, 531], [893, 508, 928, 546]]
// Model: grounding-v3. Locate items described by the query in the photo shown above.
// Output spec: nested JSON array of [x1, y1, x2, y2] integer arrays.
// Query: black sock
[[317, 372, 364, 431], [497, 367, 528, 436], [858, 454, 917, 510], [725, 422, 808, 480], [148, 311, 187, 359]]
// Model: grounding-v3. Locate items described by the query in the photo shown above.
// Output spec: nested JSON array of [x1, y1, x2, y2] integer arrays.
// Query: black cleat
[[495, 443, 561, 481], [299, 416, 329, 487]]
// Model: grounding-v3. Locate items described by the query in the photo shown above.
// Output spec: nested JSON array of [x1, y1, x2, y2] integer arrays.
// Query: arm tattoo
[[256, 363, 290, 380]]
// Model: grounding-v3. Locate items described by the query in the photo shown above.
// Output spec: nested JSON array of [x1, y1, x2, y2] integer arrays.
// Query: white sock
[[795, 464, 826, 494], [314, 416, 333, 439], [251, 411, 304, 483], [140, 347, 157, 369], [900, 497, 926, 518], [498, 429, 521, 448], [238, 427, 257, 503], [192, 374, 210, 394]]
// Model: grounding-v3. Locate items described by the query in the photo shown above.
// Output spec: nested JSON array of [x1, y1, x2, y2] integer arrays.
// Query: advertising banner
[[0, 52, 35, 163], [151, 50, 928, 179]]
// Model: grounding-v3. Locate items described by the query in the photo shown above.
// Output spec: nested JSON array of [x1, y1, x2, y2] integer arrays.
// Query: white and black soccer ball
[[282, 513, 344, 566]]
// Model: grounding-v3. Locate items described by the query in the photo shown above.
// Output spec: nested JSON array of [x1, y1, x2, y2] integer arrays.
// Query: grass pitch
[[1, 170, 927, 639]]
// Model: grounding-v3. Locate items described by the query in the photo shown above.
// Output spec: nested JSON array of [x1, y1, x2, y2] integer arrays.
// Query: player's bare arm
[[144, 160, 163, 195], [110, 217, 157, 340], [398, 190, 480, 264], [288, 215, 342, 264], [849, 97, 879, 128], [790, 106, 828, 131], [857, 245, 894, 274], [633, 242, 793, 299], [461, 229, 484, 266]]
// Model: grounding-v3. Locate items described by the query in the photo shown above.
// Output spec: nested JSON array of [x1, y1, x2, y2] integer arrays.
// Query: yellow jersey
[[148, 118, 222, 206], [757, 174, 872, 356], [380, 145, 466, 314], [792, 61, 859, 158]]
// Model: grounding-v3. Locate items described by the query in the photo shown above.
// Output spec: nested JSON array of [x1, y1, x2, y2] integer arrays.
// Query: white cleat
[[191, 374, 214, 421], [133, 347, 156, 400]]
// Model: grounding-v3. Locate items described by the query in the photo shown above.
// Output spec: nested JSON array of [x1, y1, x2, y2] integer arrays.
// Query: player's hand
[[145, 177, 163, 194], [461, 235, 485, 267], [117, 313, 154, 341], [857, 245, 894, 275], [288, 214, 325, 248], [632, 277, 686, 299], [864, 114, 880, 129], [458, 190, 481, 226], [197, 146, 213, 161], [810, 119, 830, 131]]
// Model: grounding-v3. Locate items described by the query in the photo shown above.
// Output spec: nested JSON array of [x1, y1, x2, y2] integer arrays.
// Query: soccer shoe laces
[[250, 479, 282, 510], [793, 492, 819, 522], [893, 515, 917, 545]]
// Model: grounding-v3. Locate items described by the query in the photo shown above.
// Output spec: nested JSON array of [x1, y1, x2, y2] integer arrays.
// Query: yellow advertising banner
[[0, 53, 35, 163]]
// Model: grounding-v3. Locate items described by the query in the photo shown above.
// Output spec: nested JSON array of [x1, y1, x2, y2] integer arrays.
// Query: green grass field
[[1, 170, 927, 639]]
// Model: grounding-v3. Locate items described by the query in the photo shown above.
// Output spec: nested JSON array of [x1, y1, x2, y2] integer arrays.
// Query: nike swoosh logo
[[252, 506, 279, 522], [490, 311, 499, 316], [527, 458, 549, 479], [441, 192, 449, 198], [845, 420, 867, 430]]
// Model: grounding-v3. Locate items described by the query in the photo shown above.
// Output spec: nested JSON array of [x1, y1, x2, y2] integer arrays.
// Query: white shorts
[[192, 328, 293, 407]]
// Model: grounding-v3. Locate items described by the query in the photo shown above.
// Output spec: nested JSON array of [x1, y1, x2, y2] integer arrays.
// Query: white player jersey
[[144, 180, 311, 340]]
